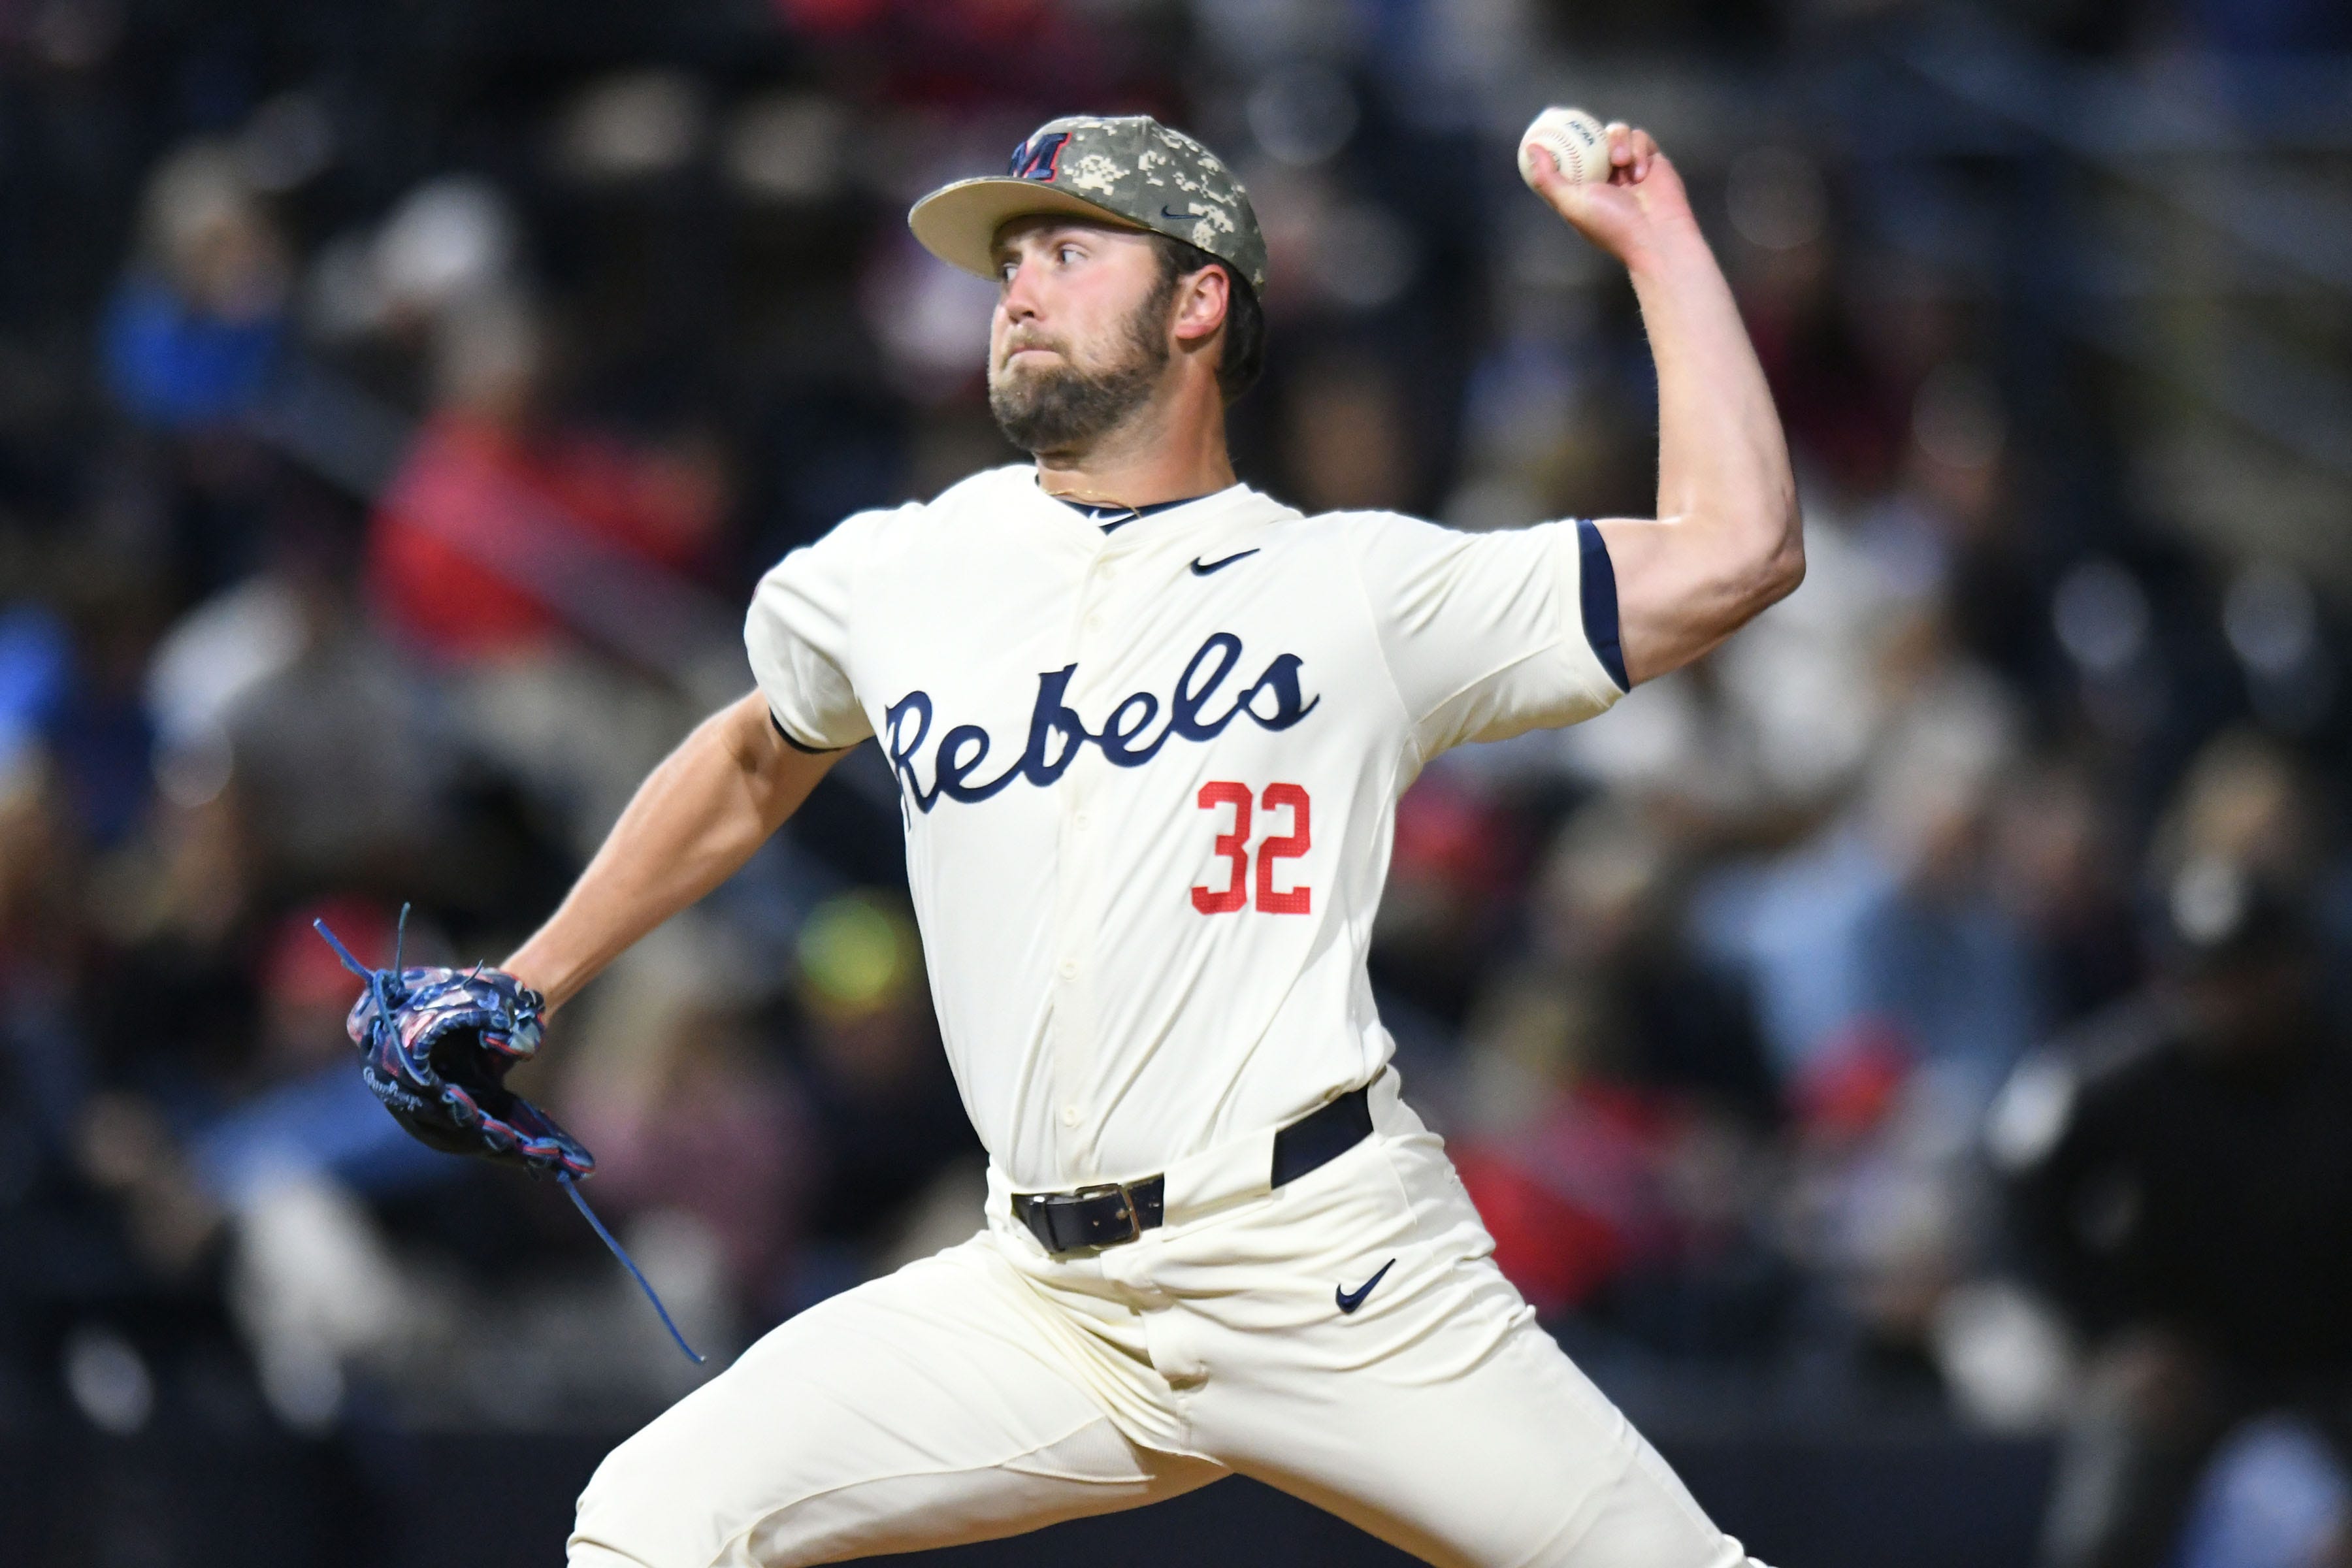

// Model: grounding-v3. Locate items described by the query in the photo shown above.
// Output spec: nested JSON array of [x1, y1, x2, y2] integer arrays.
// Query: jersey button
[[1059, 957, 1078, 979], [1085, 612, 1104, 632], [1060, 1105, 1082, 1128], [1074, 811, 1090, 830]]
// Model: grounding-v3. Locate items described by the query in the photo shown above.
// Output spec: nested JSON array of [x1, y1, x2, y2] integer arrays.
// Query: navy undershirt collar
[[1051, 493, 1211, 532]]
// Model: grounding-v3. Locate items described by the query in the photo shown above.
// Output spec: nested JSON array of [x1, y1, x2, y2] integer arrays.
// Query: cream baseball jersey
[[745, 463, 1625, 1192]]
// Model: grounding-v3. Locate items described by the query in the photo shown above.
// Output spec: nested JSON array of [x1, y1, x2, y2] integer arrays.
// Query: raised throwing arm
[[502, 690, 843, 1011], [1526, 123, 1803, 685]]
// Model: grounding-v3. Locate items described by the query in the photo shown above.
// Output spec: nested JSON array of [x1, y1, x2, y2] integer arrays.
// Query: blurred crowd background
[[3, 0, 2351, 1563]]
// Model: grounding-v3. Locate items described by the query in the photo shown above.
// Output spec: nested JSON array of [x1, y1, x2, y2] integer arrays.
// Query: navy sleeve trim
[[1575, 519, 1629, 694], [771, 711, 849, 755]]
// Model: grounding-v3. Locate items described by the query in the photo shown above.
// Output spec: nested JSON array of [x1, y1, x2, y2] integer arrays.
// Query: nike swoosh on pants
[[1335, 1258, 1396, 1314]]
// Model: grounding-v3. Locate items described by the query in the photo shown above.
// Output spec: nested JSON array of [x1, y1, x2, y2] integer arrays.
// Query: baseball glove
[[314, 913, 593, 1178], [312, 908, 703, 1363]]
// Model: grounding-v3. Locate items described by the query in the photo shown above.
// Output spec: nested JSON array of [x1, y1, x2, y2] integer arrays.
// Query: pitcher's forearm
[[1595, 214, 1801, 681], [1526, 130, 1799, 683], [1629, 223, 1795, 565], [504, 693, 842, 1011]]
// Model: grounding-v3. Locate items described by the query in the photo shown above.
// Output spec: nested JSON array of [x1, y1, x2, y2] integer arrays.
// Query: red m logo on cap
[[1009, 131, 1071, 182]]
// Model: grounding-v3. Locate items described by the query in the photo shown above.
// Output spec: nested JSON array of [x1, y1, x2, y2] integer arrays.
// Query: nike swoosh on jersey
[[1335, 1258, 1397, 1315], [1190, 549, 1260, 576]]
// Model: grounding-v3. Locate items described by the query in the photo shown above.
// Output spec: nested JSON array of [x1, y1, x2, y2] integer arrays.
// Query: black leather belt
[[1012, 1084, 1375, 1255]]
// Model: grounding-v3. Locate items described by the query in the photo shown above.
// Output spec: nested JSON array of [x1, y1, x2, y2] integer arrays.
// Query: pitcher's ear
[[1172, 263, 1231, 347]]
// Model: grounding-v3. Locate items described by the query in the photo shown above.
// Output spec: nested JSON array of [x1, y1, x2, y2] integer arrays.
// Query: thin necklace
[[1041, 480, 1139, 510]]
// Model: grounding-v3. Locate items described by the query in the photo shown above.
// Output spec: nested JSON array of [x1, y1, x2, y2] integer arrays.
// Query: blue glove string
[[561, 1173, 708, 1364], [316, 904, 410, 1034]]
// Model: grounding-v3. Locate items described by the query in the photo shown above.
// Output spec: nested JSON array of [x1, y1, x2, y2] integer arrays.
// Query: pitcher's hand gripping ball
[[316, 912, 593, 1175], [1518, 106, 1609, 187]]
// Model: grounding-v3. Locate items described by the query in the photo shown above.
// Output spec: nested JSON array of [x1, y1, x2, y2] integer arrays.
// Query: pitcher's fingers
[[1631, 128, 1659, 180]]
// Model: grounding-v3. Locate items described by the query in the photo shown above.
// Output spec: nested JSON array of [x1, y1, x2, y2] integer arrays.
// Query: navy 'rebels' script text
[[887, 632, 1320, 811]]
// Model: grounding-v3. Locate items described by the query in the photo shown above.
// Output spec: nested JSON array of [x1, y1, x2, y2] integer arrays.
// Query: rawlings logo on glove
[[315, 912, 593, 1177]]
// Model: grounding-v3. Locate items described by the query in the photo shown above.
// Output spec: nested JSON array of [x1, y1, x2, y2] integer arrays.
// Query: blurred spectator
[[1690, 642, 2048, 1391], [776, 891, 979, 1309], [1, 742, 91, 1210], [366, 290, 721, 853], [184, 902, 451, 1206], [2171, 1416, 2349, 1568], [560, 926, 816, 1327], [1992, 757, 2144, 1030], [2147, 728, 2328, 896], [77, 769, 260, 1097], [1989, 858, 2352, 1568], [0, 608, 73, 776], [1368, 769, 1524, 1030], [101, 142, 288, 432], [1700, 651, 2038, 1106], [368, 292, 722, 664], [1529, 802, 1779, 1125], [1450, 973, 1672, 1318], [42, 574, 167, 851], [1448, 804, 1780, 1337], [148, 491, 461, 893], [1730, 166, 1905, 507]]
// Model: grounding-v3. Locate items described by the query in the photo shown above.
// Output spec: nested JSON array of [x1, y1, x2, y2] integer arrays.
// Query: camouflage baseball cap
[[909, 114, 1267, 296]]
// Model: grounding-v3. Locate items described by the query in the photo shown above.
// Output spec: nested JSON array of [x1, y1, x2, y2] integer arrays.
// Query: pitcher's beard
[[988, 280, 1175, 455], [990, 353, 1162, 454]]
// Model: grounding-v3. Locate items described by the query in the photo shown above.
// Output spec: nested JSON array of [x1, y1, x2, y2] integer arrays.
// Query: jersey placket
[[1047, 531, 1122, 1176]]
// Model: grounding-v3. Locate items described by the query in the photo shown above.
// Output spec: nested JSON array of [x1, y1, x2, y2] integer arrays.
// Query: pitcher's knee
[[569, 1416, 740, 1568]]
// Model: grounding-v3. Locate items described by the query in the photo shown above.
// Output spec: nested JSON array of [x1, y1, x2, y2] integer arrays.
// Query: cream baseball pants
[[570, 1077, 1763, 1568]]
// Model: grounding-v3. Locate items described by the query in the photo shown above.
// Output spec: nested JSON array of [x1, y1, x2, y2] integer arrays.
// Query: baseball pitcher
[[436, 113, 1799, 1566]]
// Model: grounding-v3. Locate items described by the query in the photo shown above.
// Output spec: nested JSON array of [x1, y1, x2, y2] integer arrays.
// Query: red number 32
[[1191, 781, 1312, 915]]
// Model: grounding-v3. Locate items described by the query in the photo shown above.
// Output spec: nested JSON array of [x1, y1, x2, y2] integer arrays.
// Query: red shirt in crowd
[[368, 413, 717, 661]]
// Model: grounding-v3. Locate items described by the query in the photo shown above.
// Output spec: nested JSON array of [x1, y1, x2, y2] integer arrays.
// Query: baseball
[[1517, 106, 1609, 188]]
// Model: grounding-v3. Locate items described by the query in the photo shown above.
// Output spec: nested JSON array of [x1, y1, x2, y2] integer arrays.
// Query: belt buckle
[[1072, 1181, 1143, 1246]]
